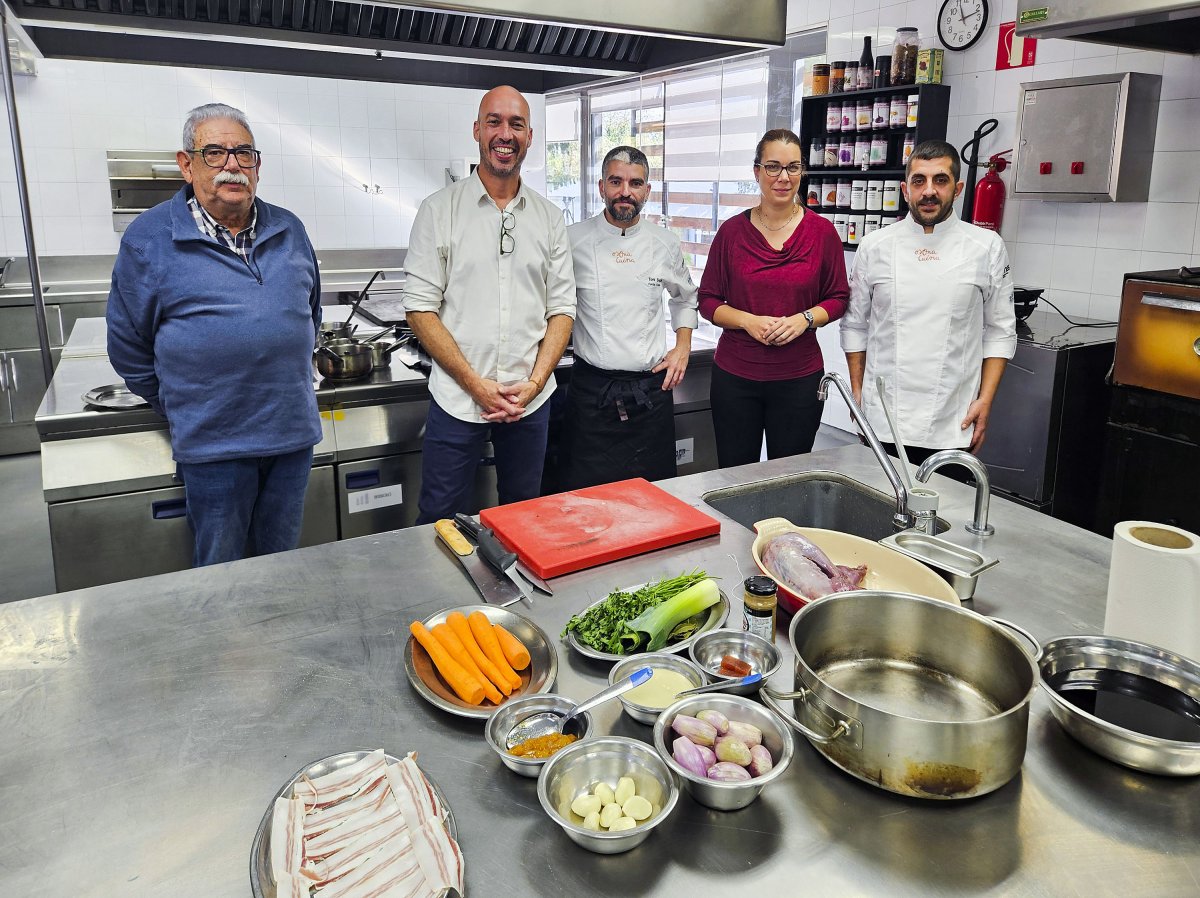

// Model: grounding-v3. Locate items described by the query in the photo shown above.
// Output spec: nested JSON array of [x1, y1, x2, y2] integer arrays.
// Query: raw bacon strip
[[294, 749, 388, 809], [386, 756, 442, 832], [270, 797, 305, 881], [312, 833, 426, 898], [410, 817, 465, 897], [305, 775, 391, 837], [303, 812, 410, 886], [305, 793, 403, 859], [275, 872, 311, 898]]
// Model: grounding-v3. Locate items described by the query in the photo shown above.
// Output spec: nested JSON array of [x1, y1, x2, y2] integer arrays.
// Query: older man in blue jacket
[[107, 103, 322, 567]]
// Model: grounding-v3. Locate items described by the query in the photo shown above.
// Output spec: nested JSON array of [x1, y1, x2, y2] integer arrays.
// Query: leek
[[620, 578, 721, 652]]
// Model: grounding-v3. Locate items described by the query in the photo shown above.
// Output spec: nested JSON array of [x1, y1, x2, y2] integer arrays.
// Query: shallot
[[671, 714, 718, 746], [748, 744, 774, 777], [714, 735, 752, 767], [727, 720, 763, 747], [673, 735, 710, 778], [707, 762, 752, 782], [697, 709, 730, 735]]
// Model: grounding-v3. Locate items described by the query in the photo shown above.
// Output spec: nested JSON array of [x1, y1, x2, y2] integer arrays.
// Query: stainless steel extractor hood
[[14, 0, 786, 91], [1016, 0, 1200, 54]]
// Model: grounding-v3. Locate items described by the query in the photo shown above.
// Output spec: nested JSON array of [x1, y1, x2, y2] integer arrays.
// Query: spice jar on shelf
[[891, 27, 919, 85], [812, 63, 831, 96], [830, 61, 846, 93], [809, 138, 825, 168], [907, 94, 920, 129], [843, 61, 859, 93], [826, 103, 842, 132]]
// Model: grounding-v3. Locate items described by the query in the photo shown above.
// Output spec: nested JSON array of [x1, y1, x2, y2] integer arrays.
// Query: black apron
[[563, 356, 677, 490]]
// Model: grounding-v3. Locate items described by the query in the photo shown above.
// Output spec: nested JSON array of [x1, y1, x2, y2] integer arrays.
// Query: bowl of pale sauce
[[609, 653, 706, 724]]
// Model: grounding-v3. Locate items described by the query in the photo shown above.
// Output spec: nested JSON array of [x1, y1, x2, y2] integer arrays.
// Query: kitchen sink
[[702, 470, 948, 541]]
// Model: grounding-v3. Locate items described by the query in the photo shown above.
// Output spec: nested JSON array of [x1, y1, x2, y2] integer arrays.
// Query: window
[[545, 96, 581, 226]]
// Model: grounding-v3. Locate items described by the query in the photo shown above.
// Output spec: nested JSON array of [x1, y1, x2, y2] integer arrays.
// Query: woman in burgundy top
[[699, 129, 850, 467]]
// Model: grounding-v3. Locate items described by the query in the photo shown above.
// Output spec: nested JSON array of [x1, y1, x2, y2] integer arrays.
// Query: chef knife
[[453, 513, 552, 596], [433, 519, 526, 608], [450, 513, 533, 602]]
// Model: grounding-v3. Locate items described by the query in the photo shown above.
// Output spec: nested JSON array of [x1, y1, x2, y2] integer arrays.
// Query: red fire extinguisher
[[972, 150, 1012, 232]]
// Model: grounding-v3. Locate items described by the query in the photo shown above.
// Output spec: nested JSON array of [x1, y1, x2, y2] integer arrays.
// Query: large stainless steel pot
[[761, 590, 1039, 800]]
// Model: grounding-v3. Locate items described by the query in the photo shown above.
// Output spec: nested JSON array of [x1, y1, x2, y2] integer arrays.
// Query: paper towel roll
[[1104, 521, 1200, 663]]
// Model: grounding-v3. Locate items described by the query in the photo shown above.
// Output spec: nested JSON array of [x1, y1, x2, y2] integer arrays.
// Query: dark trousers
[[416, 399, 551, 524], [881, 442, 977, 485], [710, 365, 824, 468], [562, 357, 676, 490], [176, 446, 313, 567]]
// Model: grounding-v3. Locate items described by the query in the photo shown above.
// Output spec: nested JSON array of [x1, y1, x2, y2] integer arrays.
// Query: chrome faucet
[[916, 450, 995, 536], [818, 372, 912, 530]]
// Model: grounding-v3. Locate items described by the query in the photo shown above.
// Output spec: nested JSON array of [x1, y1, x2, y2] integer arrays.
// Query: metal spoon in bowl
[[676, 672, 763, 697], [504, 667, 652, 749]]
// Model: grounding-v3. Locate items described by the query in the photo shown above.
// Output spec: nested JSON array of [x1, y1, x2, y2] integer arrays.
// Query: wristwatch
[[802, 310, 816, 330]]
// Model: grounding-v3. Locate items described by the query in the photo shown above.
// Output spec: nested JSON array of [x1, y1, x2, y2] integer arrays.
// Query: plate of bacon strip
[[251, 748, 465, 898]]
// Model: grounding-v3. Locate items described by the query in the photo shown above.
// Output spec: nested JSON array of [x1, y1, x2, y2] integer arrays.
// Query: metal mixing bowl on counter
[[688, 629, 782, 695], [537, 736, 679, 854], [608, 653, 706, 725], [652, 693, 794, 811], [485, 693, 593, 778]]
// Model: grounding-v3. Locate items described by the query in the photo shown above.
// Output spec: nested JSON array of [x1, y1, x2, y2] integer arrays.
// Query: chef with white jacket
[[841, 139, 1016, 459], [562, 144, 699, 489]]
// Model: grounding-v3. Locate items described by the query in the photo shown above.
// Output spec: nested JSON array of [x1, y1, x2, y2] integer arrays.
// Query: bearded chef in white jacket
[[841, 139, 1016, 459]]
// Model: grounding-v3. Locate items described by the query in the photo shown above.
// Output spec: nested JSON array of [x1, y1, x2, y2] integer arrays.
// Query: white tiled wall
[[0, 59, 547, 255], [788, 0, 1200, 322]]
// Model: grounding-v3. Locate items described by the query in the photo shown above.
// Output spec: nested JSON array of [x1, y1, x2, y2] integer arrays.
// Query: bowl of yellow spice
[[609, 653, 707, 725], [486, 693, 595, 777]]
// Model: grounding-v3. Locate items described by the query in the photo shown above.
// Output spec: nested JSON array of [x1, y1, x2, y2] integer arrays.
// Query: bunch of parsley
[[562, 570, 709, 655]]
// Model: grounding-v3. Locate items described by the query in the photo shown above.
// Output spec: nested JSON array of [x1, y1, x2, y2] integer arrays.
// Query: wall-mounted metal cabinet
[[1014, 72, 1161, 202], [108, 150, 185, 232]]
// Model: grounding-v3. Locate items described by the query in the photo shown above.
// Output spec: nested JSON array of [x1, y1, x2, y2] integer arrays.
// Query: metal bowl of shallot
[[652, 693, 794, 811]]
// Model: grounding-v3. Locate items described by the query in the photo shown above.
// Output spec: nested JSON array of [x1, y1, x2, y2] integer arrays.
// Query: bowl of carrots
[[404, 605, 558, 719]]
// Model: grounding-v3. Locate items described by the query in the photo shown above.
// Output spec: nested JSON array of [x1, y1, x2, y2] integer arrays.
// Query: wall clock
[[938, 0, 989, 51]]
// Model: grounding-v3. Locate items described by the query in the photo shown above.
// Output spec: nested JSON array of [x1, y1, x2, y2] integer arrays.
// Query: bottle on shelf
[[812, 63, 831, 96], [854, 134, 871, 168], [891, 28, 919, 85], [907, 94, 920, 129], [826, 103, 842, 132], [830, 61, 846, 94], [809, 138, 824, 168], [890, 95, 907, 129], [872, 96, 889, 128], [866, 182, 883, 211], [858, 36, 874, 90], [856, 99, 871, 131], [870, 128, 888, 168], [874, 55, 891, 89], [882, 180, 901, 211], [902, 130, 917, 164], [823, 140, 839, 168], [843, 61, 859, 93]]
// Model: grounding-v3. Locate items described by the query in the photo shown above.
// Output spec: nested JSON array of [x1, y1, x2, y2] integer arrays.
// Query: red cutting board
[[479, 478, 721, 579]]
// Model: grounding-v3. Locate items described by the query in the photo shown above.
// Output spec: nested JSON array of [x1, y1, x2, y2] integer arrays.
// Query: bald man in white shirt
[[404, 86, 576, 523]]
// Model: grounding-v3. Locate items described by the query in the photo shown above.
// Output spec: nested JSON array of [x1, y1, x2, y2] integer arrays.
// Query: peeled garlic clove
[[582, 811, 601, 831], [571, 794, 603, 818], [607, 816, 637, 832], [594, 782, 615, 806], [622, 795, 653, 821], [599, 802, 623, 829], [614, 776, 636, 806]]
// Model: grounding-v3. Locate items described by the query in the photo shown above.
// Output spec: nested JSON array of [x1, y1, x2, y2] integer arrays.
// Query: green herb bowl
[[563, 585, 731, 663], [608, 653, 707, 725]]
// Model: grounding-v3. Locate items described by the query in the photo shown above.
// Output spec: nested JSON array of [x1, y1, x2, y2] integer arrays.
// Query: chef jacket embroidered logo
[[915, 248, 941, 262], [646, 276, 664, 289], [611, 249, 636, 265]]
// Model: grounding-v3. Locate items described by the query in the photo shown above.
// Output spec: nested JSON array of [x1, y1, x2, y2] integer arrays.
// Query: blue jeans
[[416, 399, 550, 525], [177, 447, 313, 567]]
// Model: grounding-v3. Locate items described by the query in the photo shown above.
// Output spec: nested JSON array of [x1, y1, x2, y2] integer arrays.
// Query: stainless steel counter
[[2, 446, 1196, 897]]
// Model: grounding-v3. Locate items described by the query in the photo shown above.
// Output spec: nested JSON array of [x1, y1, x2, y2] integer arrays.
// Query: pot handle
[[990, 617, 1042, 662], [760, 685, 855, 746]]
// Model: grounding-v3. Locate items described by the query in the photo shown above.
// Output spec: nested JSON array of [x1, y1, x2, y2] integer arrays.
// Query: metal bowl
[[688, 629, 782, 695], [484, 693, 593, 778], [537, 736, 679, 854], [564, 585, 730, 663], [652, 693, 794, 811], [1039, 634, 1200, 776], [608, 653, 706, 725]]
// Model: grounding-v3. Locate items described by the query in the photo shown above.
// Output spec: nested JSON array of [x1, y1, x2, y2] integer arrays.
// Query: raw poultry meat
[[762, 531, 867, 600]]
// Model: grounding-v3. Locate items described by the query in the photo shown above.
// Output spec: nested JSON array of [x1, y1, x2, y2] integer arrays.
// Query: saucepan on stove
[[318, 320, 356, 342], [314, 342, 373, 381], [760, 590, 1040, 800]]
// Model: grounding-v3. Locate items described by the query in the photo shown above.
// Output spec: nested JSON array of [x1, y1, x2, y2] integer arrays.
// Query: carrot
[[447, 612, 514, 696], [494, 624, 531, 671], [469, 610, 522, 691], [409, 620, 485, 705], [432, 623, 504, 704]]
